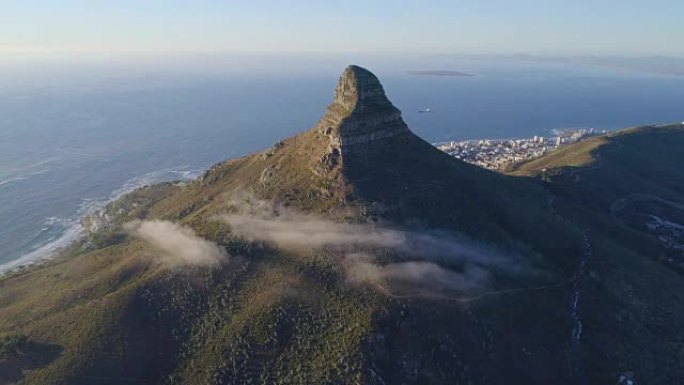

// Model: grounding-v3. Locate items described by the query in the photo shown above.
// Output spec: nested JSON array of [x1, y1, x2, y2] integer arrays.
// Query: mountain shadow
[[0, 336, 63, 385]]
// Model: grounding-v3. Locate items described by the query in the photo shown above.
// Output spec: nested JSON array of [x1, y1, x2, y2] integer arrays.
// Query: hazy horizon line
[[1, 50, 683, 60]]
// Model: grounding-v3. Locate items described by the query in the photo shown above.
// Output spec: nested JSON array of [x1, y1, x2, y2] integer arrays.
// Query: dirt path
[[374, 281, 569, 303]]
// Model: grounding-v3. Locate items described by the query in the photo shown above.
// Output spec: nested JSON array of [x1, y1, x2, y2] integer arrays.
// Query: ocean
[[2, 55, 684, 271]]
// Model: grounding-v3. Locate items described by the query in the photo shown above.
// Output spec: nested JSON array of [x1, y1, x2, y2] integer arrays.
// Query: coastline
[[0, 131, 607, 276], [0, 129, 583, 276], [0, 167, 203, 276], [3, 122, 679, 277]]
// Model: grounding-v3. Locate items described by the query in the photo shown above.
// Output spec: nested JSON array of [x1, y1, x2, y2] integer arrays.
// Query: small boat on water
[[419, 108, 431, 113]]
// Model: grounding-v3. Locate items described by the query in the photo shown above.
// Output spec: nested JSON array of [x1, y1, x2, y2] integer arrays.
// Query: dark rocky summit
[[317, 65, 411, 166]]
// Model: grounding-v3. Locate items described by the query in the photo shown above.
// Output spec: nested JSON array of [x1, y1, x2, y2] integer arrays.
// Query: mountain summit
[[207, 65, 558, 235], [316, 65, 410, 162]]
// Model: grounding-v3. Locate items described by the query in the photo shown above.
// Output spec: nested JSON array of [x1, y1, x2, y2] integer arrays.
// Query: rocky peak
[[330, 65, 394, 115], [316, 65, 411, 166]]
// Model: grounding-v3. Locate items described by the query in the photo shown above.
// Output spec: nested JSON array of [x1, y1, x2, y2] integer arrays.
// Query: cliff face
[[316, 65, 411, 167]]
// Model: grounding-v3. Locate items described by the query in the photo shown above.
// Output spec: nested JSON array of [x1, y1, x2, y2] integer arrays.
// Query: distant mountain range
[[1, 66, 682, 385], [492, 54, 684, 76], [407, 70, 476, 77]]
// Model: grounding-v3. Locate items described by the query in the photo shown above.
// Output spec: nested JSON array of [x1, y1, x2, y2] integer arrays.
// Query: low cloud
[[125, 220, 227, 267], [221, 214, 404, 249], [343, 253, 491, 292], [217, 197, 528, 293]]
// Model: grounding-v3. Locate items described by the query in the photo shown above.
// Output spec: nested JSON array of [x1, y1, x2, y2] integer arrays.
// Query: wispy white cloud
[[125, 220, 227, 267], [217, 196, 527, 292], [343, 253, 491, 292]]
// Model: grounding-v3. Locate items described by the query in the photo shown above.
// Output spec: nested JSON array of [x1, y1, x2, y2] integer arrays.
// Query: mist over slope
[[125, 220, 228, 267], [0, 67, 682, 385]]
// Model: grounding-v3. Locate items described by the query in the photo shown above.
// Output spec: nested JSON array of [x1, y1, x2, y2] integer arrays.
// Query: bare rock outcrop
[[315, 65, 411, 166]]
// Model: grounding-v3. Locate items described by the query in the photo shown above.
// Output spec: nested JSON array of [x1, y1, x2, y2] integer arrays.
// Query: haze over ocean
[[2, 55, 684, 269]]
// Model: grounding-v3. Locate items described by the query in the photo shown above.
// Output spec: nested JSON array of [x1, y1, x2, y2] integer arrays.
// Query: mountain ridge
[[1, 66, 682, 385]]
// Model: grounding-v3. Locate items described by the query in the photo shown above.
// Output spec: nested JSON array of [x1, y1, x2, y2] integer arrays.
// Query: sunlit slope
[[4, 69, 683, 385], [0, 168, 576, 385], [0, 66, 583, 385]]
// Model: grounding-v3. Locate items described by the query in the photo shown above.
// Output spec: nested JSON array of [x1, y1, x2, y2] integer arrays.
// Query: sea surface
[[2, 55, 684, 271]]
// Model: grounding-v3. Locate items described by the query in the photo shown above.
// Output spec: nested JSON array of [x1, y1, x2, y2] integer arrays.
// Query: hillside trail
[[547, 194, 592, 385]]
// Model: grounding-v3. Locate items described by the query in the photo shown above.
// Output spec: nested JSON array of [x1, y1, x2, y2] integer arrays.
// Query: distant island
[[407, 69, 476, 77]]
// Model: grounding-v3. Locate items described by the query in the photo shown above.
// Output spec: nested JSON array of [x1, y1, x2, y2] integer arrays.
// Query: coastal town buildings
[[435, 128, 598, 171]]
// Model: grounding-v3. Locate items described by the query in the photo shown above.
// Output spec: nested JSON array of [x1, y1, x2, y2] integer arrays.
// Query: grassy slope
[[509, 136, 608, 175], [2, 124, 682, 384]]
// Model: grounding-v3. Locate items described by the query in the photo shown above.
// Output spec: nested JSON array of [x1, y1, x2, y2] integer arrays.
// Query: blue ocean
[[2, 54, 684, 271]]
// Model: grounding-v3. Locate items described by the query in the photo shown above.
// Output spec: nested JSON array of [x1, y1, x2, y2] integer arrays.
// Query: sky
[[2, 0, 684, 56]]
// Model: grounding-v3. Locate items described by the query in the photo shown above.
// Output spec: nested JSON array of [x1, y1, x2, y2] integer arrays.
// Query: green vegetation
[[0, 119, 580, 384], [509, 124, 684, 385], [1, 71, 683, 384], [509, 135, 608, 174], [0, 334, 27, 357]]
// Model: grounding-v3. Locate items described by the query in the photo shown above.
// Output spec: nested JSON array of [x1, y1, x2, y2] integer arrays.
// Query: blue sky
[[2, 0, 683, 55]]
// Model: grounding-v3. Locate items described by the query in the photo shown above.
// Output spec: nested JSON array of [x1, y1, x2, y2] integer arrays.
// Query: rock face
[[316, 65, 411, 165]]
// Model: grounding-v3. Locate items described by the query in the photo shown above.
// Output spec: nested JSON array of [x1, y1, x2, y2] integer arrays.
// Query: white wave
[[44, 216, 70, 227], [0, 168, 51, 189], [7, 156, 61, 173], [0, 165, 204, 276], [106, 167, 202, 201], [0, 175, 28, 187], [0, 217, 84, 274]]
